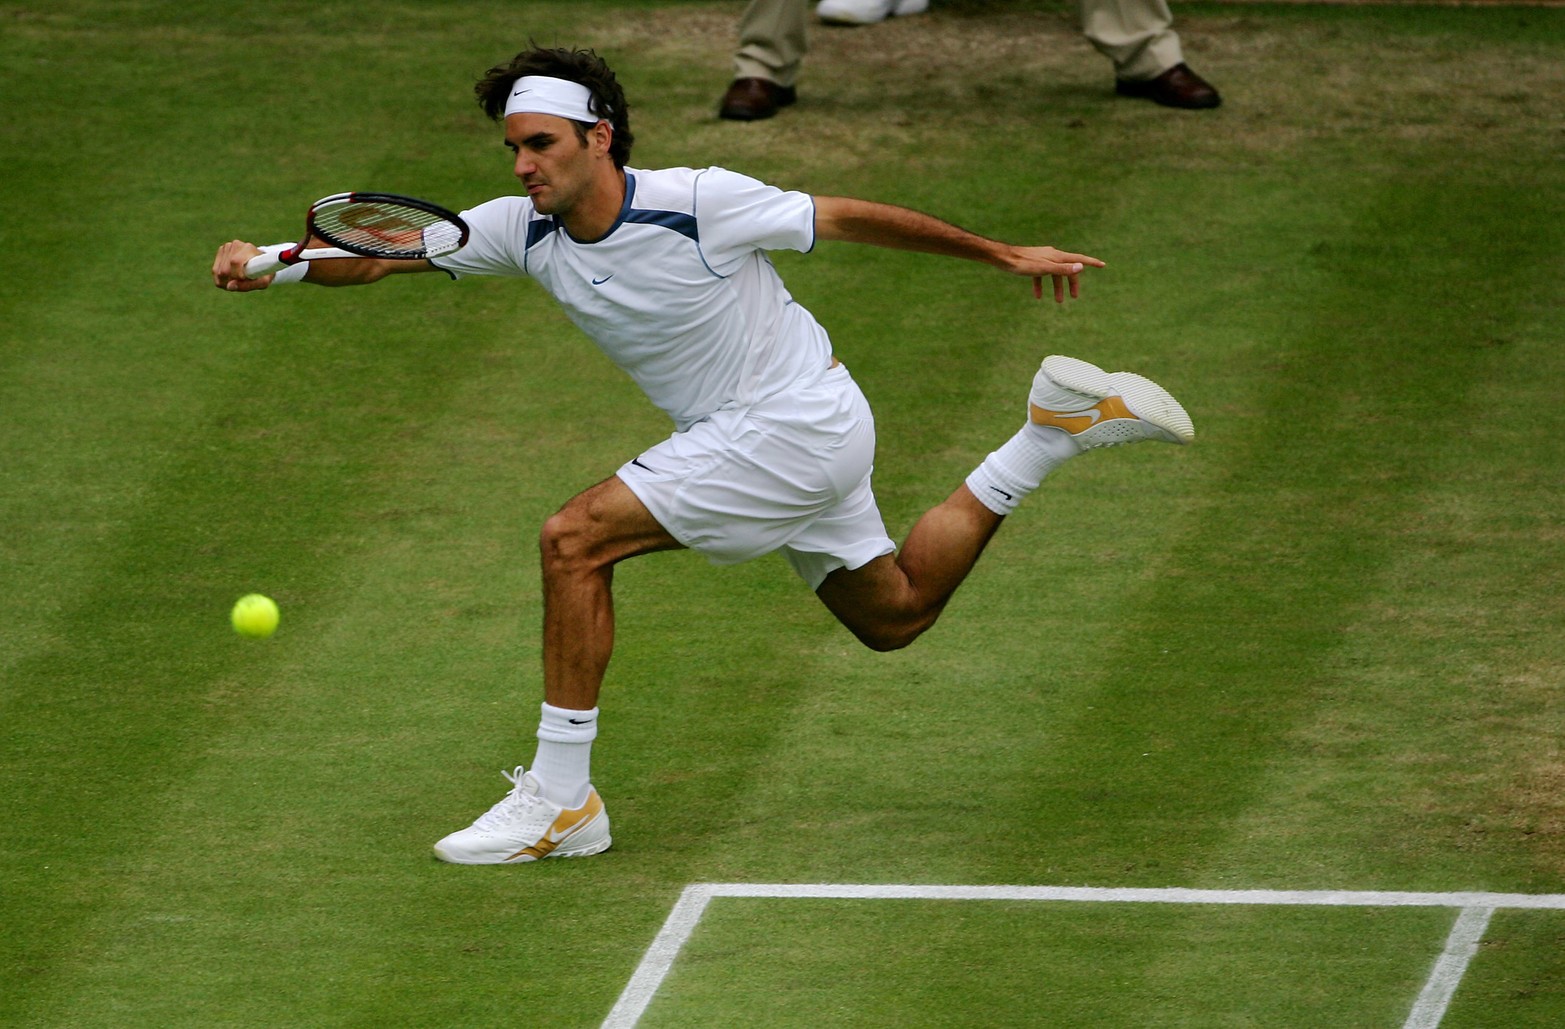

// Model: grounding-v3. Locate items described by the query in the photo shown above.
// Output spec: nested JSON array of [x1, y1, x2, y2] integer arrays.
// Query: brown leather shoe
[[1115, 63, 1221, 110], [718, 77, 798, 121]]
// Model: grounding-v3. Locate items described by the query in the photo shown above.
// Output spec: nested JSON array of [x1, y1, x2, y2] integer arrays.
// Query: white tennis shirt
[[432, 166, 832, 431]]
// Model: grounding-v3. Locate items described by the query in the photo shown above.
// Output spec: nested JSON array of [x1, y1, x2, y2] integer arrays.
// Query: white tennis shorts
[[617, 363, 895, 590]]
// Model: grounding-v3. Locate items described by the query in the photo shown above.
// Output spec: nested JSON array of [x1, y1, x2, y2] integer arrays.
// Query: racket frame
[[243, 192, 468, 279]]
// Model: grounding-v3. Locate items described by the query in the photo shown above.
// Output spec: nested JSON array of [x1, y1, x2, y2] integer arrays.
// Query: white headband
[[504, 75, 606, 123]]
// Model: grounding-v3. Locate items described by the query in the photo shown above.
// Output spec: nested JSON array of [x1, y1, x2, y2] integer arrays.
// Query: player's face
[[504, 113, 602, 217]]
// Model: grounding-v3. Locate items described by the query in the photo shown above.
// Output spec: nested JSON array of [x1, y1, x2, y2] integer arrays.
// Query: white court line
[[601, 884, 714, 1029], [700, 883, 1565, 908], [1402, 906, 1495, 1029], [603, 884, 1565, 1029]]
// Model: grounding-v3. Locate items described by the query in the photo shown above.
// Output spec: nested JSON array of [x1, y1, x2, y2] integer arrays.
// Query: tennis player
[[212, 45, 1194, 864]]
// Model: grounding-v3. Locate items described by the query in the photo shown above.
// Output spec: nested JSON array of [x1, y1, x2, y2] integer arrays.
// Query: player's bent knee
[[850, 613, 935, 653], [538, 507, 600, 574], [539, 486, 674, 578], [860, 631, 915, 653]]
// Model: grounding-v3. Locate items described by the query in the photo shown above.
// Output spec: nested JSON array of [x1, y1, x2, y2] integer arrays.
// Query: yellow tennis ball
[[231, 593, 280, 638]]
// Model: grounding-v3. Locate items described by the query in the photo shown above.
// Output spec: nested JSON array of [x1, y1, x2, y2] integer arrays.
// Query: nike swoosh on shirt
[[592, 274, 614, 285]]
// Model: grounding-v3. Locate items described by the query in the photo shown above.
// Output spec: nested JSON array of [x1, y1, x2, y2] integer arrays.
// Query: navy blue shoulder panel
[[526, 216, 559, 250], [534, 174, 699, 246], [620, 208, 699, 242]]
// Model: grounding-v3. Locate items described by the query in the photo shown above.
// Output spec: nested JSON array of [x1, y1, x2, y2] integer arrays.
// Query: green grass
[[647, 899, 1457, 1027], [3, 1, 1564, 1025]]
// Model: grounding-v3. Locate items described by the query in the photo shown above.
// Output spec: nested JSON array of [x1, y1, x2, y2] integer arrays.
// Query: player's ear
[[589, 119, 613, 158]]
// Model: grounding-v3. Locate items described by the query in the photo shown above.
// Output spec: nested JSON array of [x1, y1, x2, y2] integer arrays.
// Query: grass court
[[3, 1, 1563, 1024]]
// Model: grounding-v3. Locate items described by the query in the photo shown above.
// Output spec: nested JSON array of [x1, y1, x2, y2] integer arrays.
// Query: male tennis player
[[212, 45, 1193, 864]]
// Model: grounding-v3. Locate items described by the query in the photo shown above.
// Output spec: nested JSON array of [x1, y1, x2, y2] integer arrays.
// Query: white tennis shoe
[[1029, 354, 1195, 448], [433, 767, 611, 865], [816, 0, 928, 26]]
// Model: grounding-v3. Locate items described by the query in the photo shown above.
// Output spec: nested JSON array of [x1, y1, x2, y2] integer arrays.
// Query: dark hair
[[475, 45, 634, 168]]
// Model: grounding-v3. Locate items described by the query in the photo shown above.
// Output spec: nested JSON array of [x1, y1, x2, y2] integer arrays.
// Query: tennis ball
[[231, 593, 280, 638]]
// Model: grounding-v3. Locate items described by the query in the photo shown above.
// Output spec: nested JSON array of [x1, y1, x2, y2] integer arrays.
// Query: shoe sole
[[432, 809, 613, 865], [432, 835, 612, 865], [1041, 355, 1195, 445]]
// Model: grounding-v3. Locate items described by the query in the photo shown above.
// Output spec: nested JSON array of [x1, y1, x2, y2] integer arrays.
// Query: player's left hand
[[1007, 246, 1106, 304]]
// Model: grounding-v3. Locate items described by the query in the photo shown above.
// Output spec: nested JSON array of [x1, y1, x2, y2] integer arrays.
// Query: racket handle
[[243, 243, 297, 279]]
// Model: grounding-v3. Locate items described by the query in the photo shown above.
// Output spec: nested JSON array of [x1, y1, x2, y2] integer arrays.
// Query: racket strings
[[311, 201, 464, 260], [420, 219, 466, 255]]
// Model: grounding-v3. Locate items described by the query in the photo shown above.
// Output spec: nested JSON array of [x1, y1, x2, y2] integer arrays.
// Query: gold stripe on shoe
[[507, 789, 606, 861], [1029, 394, 1137, 435]]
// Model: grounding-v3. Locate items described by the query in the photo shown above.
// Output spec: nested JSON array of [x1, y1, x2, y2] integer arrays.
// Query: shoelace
[[471, 766, 541, 832]]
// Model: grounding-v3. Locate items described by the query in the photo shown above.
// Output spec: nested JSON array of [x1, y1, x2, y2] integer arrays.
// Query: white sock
[[530, 702, 597, 808], [965, 422, 1082, 516]]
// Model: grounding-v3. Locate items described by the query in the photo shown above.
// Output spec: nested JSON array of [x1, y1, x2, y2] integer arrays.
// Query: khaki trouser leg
[[733, 0, 809, 87], [1078, 0, 1185, 81]]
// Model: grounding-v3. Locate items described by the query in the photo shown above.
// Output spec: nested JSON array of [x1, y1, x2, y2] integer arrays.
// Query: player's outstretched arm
[[211, 239, 435, 292], [812, 195, 1105, 303]]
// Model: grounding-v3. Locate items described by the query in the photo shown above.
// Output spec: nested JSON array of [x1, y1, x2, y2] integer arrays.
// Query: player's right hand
[[212, 240, 272, 292]]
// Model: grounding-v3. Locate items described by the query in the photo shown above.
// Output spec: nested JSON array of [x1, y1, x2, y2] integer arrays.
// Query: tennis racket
[[243, 192, 469, 278]]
